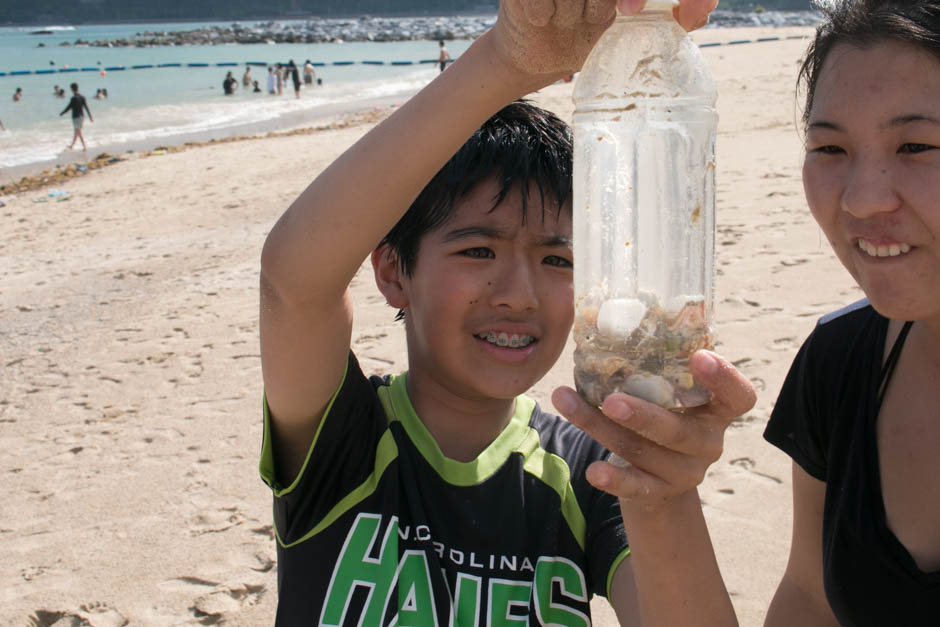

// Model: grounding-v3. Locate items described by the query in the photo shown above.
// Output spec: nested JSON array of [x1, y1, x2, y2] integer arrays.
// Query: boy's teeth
[[858, 239, 911, 257], [479, 332, 534, 347]]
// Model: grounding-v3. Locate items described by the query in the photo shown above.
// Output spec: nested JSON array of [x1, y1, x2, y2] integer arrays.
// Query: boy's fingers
[[675, 0, 717, 31], [617, 0, 646, 15], [583, 0, 617, 24], [553, 0, 585, 26], [522, 0, 556, 26], [688, 350, 758, 424]]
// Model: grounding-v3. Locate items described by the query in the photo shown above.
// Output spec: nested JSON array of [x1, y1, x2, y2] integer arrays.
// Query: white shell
[[596, 298, 647, 338], [625, 373, 676, 407]]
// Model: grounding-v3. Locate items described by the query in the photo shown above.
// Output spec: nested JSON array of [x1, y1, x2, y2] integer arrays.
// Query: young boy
[[259, 0, 753, 624]]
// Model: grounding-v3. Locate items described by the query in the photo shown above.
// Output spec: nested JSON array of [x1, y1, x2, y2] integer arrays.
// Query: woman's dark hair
[[800, 0, 940, 125], [379, 99, 573, 280]]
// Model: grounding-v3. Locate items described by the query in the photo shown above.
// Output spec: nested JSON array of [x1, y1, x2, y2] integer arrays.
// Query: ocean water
[[0, 22, 473, 169]]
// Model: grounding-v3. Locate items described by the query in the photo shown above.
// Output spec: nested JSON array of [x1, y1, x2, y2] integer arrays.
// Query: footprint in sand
[[190, 583, 266, 625], [30, 602, 127, 627]]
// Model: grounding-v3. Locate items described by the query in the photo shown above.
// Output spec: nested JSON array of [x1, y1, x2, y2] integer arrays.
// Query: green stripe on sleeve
[[520, 434, 588, 552], [606, 547, 631, 599], [259, 357, 350, 496], [277, 428, 399, 549]]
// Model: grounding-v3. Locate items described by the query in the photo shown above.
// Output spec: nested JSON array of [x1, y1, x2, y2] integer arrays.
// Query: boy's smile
[[383, 176, 574, 426]]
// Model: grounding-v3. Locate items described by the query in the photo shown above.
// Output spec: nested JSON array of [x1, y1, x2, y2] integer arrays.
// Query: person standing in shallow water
[[437, 39, 450, 72], [60, 82, 93, 151]]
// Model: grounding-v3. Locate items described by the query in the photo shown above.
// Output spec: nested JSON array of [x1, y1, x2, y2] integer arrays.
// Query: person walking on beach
[[437, 39, 450, 71], [60, 82, 92, 151], [303, 59, 315, 85], [275, 63, 284, 96], [13, 87, 22, 102]]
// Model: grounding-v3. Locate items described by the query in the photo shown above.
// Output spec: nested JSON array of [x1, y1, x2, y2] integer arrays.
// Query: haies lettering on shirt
[[320, 513, 592, 627]]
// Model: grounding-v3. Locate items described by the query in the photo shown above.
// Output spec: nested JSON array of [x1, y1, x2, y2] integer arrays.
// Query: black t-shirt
[[260, 352, 629, 626], [764, 300, 940, 625], [64, 94, 87, 118]]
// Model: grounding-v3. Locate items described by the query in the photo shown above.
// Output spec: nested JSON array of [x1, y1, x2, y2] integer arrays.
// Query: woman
[[763, 0, 940, 624]]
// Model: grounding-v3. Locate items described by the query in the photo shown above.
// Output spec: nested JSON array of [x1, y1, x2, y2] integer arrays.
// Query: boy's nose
[[490, 260, 539, 311], [840, 157, 901, 219]]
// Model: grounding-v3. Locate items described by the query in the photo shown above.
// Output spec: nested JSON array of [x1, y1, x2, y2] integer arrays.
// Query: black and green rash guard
[[260, 352, 630, 626]]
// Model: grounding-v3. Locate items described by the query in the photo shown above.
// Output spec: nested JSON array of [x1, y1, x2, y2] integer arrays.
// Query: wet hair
[[70, 82, 78, 91], [378, 99, 573, 283], [800, 0, 940, 125]]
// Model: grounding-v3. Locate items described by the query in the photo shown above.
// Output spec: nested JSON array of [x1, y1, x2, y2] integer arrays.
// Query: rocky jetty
[[57, 11, 821, 48]]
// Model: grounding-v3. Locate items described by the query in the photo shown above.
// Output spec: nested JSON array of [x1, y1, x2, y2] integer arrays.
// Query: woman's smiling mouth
[[857, 238, 912, 258]]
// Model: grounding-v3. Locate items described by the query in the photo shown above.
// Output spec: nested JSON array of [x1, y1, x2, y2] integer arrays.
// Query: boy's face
[[397, 177, 574, 404]]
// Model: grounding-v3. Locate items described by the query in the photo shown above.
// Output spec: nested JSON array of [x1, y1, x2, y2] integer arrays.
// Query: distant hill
[[1, 0, 815, 25]]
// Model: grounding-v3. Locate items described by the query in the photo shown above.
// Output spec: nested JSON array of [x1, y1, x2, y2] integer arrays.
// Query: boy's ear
[[371, 245, 408, 309]]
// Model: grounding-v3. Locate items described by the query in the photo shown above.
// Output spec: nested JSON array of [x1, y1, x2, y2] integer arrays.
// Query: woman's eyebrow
[[806, 120, 842, 132], [889, 113, 940, 128]]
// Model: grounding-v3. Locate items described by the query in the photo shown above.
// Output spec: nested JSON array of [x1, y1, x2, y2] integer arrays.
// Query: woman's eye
[[462, 247, 494, 259], [543, 255, 573, 268], [811, 144, 844, 155], [899, 142, 935, 154]]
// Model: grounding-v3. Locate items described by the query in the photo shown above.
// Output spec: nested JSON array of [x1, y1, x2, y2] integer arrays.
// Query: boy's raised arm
[[259, 0, 623, 483]]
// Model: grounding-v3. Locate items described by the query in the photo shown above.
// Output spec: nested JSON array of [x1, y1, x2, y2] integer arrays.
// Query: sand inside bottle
[[573, 292, 713, 408]]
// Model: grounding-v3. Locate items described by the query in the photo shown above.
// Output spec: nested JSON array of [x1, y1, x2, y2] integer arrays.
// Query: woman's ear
[[371, 245, 408, 309]]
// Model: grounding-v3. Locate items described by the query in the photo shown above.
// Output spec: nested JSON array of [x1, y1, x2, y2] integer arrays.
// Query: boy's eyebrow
[[441, 226, 571, 247], [441, 225, 509, 242]]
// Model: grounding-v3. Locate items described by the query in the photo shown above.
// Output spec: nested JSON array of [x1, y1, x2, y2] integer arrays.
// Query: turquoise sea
[[0, 21, 474, 170]]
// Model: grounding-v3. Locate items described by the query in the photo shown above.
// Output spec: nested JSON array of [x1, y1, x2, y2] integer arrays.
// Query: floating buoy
[[100, 69, 106, 76]]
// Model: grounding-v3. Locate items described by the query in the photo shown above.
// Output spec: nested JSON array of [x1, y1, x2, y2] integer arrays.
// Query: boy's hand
[[489, 0, 717, 81], [551, 350, 757, 513]]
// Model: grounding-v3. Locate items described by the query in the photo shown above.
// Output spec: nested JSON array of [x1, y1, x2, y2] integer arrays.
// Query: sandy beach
[[0, 25, 860, 626]]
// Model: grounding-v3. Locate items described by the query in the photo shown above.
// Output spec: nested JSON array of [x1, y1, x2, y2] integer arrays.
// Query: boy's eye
[[899, 142, 935, 154], [461, 247, 494, 259], [543, 255, 573, 268]]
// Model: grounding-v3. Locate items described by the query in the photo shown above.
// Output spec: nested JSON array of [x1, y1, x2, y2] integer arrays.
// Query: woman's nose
[[840, 157, 901, 218]]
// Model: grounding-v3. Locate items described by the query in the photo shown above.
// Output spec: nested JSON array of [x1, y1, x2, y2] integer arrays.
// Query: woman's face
[[803, 40, 940, 324]]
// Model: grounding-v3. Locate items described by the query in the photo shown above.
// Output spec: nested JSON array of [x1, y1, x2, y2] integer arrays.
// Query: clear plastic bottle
[[572, 0, 717, 409]]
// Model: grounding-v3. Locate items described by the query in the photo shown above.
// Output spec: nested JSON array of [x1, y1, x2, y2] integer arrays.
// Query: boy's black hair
[[800, 0, 940, 125], [379, 99, 573, 283]]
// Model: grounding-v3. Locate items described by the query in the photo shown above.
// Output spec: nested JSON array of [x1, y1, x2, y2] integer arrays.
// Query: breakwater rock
[[57, 11, 822, 48]]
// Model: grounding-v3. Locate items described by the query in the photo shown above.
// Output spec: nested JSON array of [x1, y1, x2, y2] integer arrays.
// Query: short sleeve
[[764, 330, 829, 481], [584, 481, 629, 598], [259, 352, 390, 545]]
